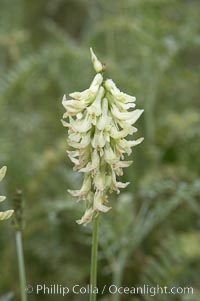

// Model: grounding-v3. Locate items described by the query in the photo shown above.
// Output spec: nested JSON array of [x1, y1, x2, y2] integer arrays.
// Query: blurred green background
[[0, 0, 200, 300]]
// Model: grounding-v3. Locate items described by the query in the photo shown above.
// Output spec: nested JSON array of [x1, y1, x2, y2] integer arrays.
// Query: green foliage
[[0, 0, 199, 300]]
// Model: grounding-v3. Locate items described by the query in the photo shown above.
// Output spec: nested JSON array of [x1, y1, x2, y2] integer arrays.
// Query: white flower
[[62, 49, 144, 225], [68, 114, 92, 133], [80, 149, 100, 173], [110, 125, 136, 139], [0, 166, 14, 221], [69, 73, 103, 101], [112, 160, 133, 176], [105, 79, 136, 103], [111, 103, 144, 122], [87, 86, 104, 124], [93, 191, 111, 213], [62, 95, 87, 116], [103, 144, 118, 164], [93, 170, 106, 191], [68, 173, 91, 200], [96, 98, 111, 131], [68, 131, 91, 149], [115, 137, 144, 156], [92, 128, 109, 149], [76, 207, 94, 226]]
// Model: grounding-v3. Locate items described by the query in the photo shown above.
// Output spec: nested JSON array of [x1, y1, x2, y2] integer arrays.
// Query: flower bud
[[90, 48, 104, 73]]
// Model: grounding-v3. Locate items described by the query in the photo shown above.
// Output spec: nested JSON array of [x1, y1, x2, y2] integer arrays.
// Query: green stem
[[16, 231, 27, 301], [90, 214, 99, 301]]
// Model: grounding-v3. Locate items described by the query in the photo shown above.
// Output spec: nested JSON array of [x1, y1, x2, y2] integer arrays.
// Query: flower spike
[[62, 49, 144, 225]]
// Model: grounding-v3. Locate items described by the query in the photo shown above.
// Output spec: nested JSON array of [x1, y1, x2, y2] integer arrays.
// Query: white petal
[[114, 161, 133, 169], [68, 132, 81, 142], [0, 210, 14, 221], [70, 115, 92, 133], [80, 149, 100, 172], [118, 110, 144, 127], [62, 98, 83, 109], [111, 104, 143, 121], [110, 170, 130, 192], [128, 137, 144, 147], [68, 132, 91, 149], [62, 95, 86, 114], [105, 79, 136, 103], [104, 79, 120, 94], [0, 196, 6, 203], [76, 208, 94, 226], [94, 192, 111, 213], [93, 171, 105, 191], [69, 89, 91, 101], [115, 138, 143, 156], [77, 113, 83, 119], [0, 166, 7, 182], [128, 109, 144, 124], [116, 181, 130, 189], [92, 129, 107, 148], [68, 156, 80, 165], [104, 144, 118, 164], [67, 150, 79, 157], [87, 86, 104, 117], [90, 73, 103, 89], [110, 126, 137, 139], [70, 75, 102, 102], [117, 102, 136, 110], [96, 98, 112, 131], [68, 174, 91, 200], [61, 119, 70, 127], [94, 201, 111, 213], [69, 74, 102, 103], [75, 147, 91, 170]]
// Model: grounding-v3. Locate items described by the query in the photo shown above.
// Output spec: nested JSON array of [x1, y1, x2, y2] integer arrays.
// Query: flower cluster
[[0, 166, 14, 221], [62, 48, 143, 225]]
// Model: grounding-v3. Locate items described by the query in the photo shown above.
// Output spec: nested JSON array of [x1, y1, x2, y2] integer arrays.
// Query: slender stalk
[[90, 214, 99, 301], [15, 231, 27, 301]]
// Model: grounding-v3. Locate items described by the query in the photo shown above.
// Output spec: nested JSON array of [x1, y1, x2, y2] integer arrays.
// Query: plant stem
[[90, 214, 99, 301], [16, 231, 27, 301]]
